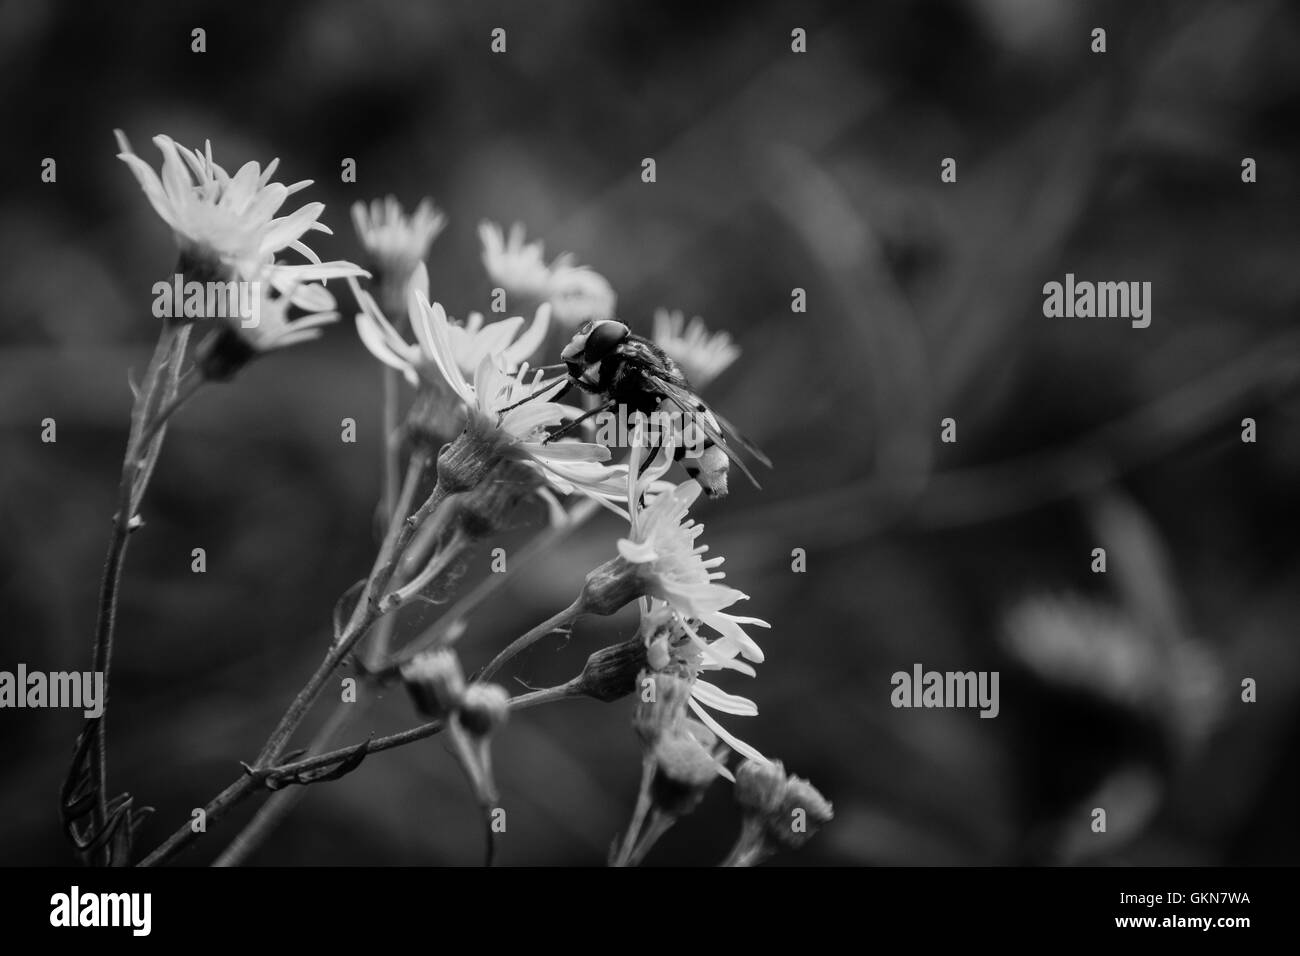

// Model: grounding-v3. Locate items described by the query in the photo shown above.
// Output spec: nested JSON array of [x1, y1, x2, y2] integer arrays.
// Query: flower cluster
[[105, 131, 824, 867], [345, 210, 826, 863]]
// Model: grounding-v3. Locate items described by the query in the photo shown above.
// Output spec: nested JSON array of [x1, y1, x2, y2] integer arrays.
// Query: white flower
[[239, 282, 339, 353], [479, 221, 551, 300], [351, 196, 445, 304], [548, 264, 617, 328], [394, 281, 669, 511], [640, 602, 766, 763], [114, 131, 364, 292], [652, 309, 740, 388], [618, 480, 768, 666], [353, 263, 549, 383], [195, 280, 340, 381], [479, 220, 616, 327]]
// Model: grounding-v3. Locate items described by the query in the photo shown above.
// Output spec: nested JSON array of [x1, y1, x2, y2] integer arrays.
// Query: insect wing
[[644, 372, 763, 489]]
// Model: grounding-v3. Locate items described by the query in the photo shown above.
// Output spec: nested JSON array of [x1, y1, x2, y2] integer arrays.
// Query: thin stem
[[77, 321, 188, 865], [253, 450, 432, 768], [381, 366, 402, 526], [627, 809, 675, 867], [141, 679, 573, 867], [135, 368, 203, 453], [612, 755, 656, 867], [385, 496, 601, 670], [137, 776, 258, 868], [368, 366, 405, 666], [507, 681, 581, 711], [477, 599, 585, 683], [211, 700, 363, 867], [720, 817, 769, 867], [381, 531, 467, 612]]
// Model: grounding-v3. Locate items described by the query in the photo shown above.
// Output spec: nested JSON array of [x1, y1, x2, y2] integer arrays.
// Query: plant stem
[[135, 368, 203, 453], [477, 599, 585, 683], [252, 449, 435, 768], [141, 679, 575, 867], [137, 776, 258, 868], [507, 681, 581, 711], [76, 320, 191, 865], [612, 755, 655, 867], [385, 497, 601, 670], [210, 700, 363, 867], [627, 809, 675, 866]]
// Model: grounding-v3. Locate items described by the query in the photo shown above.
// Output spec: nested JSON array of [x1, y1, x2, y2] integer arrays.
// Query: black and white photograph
[[0, 0, 1295, 937]]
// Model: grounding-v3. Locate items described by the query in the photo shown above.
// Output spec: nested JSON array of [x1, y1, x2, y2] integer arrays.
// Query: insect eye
[[583, 321, 629, 363]]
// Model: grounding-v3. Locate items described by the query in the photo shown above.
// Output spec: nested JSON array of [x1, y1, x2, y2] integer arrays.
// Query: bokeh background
[[2, 0, 1299, 866]]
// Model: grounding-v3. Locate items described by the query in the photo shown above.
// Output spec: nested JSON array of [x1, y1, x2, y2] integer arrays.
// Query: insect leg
[[543, 399, 616, 444]]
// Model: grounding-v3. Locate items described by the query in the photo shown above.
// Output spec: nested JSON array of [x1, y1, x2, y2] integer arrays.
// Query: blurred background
[[1, 0, 1298, 866]]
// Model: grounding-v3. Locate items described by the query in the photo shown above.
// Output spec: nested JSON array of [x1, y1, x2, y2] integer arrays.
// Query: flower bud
[[437, 414, 518, 493], [578, 556, 647, 617], [400, 649, 465, 718], [452, 458, 541, 541], [448, 682, 509, 810], [650, 730, 720, 817], [573, 638, 647, 702], [766, 775, 834, 851], [734, 758, 787, 817], [458, 682, 510, 737]]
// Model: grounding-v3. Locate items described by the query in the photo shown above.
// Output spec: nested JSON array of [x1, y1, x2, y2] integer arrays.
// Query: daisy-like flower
[[353, 263, 549, 383], [114, 130, 365, 291], [351, 196, 446, 313], [616, 451, 768, 665], [194, 280, 339, 381], [373, 276, 678, 516], [479, 221, 616, 327], [652, 309, 740, 388], [640, 601, 765, 763], [478, 221, 551, 300], [548, 263, 617, 328]]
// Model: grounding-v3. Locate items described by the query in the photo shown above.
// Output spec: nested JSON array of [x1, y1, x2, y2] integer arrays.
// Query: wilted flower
[[652, 309, 740, 388], [114, 131, 364, 290], [479, 221, 615, 327]]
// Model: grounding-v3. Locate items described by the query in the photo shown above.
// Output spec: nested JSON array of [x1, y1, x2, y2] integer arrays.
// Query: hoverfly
[[539, 318, 771, 497]]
